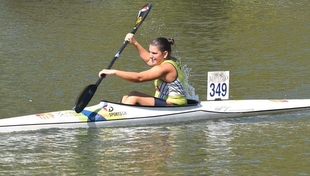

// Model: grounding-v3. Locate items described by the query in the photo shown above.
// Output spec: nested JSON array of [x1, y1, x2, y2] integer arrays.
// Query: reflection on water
[[0, 122, 237, 175], [1, 0, 310, 175], [1, 114, 309, 175]]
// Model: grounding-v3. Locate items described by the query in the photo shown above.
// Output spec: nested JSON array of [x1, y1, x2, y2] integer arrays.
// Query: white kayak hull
[[1, 99, 310, 133]]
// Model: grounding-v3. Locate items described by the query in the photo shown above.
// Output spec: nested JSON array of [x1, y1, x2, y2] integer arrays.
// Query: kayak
[[1, 99, 310, 133]]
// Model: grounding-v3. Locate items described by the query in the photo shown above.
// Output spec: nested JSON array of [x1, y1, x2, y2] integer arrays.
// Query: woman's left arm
[[99, 65, 169, 83]]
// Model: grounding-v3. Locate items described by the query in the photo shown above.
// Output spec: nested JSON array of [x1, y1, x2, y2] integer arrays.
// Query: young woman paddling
[[98, 33, 187, 106]]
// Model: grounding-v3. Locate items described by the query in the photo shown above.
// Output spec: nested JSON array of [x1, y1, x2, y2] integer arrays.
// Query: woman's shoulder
[[162, 59, 176, 65], [162, 59, 181, 69]]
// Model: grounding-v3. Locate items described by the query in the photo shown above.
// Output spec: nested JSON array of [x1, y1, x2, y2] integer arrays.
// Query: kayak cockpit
[[99, 99, 200, 107], [186, 99, 200, 106]]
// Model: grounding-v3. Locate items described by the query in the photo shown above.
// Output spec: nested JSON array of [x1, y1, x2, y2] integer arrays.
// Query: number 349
[[209, 83, 227, 97]]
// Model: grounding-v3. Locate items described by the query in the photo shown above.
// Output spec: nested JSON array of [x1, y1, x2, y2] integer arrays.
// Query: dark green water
[[1, 0, 310, 175]]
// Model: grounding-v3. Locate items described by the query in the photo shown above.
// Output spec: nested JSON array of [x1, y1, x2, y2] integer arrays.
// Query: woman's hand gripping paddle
[[74, 3, 152, 113]]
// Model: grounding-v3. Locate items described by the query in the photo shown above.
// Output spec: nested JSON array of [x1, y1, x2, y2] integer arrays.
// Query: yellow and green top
[[154, 60, 187, 105]]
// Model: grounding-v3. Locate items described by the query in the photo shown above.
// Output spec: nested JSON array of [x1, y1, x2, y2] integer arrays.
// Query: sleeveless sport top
[[154, 60, 187, 105]]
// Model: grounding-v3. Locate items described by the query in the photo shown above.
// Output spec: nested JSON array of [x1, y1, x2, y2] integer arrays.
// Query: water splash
[[172, 55, 199, 101], [181, 64, 200, 101], [171, 41, 199, 101]]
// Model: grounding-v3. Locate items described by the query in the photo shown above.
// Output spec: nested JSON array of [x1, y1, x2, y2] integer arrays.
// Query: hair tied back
[[168, 38, 174, 45]]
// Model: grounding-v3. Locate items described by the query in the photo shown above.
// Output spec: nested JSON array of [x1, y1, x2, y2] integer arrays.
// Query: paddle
[[74, 3, 152, 113]]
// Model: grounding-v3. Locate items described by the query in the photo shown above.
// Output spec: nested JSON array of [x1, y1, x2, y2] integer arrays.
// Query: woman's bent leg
[[121, 91, 155, 106]]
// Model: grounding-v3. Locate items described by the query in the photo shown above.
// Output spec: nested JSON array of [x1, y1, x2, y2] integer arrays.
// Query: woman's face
[[149, 44, 168, 66]]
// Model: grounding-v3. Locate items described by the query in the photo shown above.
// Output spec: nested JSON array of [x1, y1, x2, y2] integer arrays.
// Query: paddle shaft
[[95, 32, 131, 86], [95, 5, 152, 86], [74, 3, 152, 113]]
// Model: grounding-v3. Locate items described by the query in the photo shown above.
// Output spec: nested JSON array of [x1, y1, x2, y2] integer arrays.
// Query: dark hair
[[150, 37, 174, 58]]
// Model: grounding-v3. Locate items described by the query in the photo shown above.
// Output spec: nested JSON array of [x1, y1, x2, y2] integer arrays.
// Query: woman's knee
[[120, 95, 128, 103]]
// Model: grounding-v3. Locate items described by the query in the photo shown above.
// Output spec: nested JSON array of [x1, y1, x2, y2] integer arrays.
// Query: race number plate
[[207, 71, 229, 100]]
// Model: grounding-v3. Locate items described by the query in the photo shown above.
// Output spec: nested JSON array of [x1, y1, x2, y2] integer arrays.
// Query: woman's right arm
[[125, 33, 150, 64]]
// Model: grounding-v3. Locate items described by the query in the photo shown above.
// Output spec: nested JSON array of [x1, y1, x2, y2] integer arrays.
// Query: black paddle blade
[[74, 84, 97, 113]]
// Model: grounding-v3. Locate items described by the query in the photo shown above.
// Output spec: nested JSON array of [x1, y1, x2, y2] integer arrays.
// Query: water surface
[[1, 0, 310, 175]]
